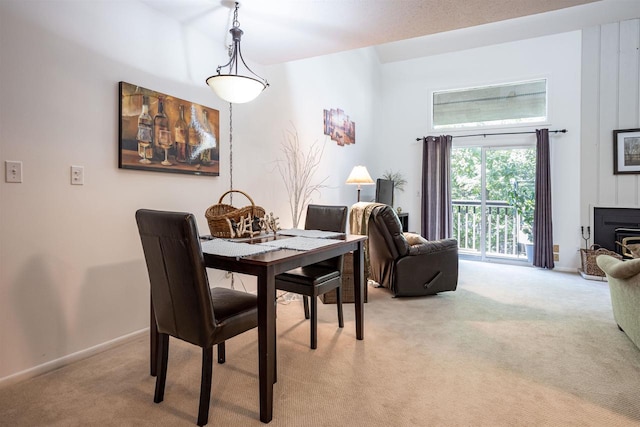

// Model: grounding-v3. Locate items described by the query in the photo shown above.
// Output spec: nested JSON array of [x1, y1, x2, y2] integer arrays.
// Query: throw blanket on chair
[[349, 202, 386, 279]]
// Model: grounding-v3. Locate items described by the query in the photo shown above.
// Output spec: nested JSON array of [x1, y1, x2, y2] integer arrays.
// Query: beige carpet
[[1, 260, 640, 426]]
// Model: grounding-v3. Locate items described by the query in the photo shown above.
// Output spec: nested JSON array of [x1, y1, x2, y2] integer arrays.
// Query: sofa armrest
[[597, 255, 640, 280], [408, 238, 458, 256]]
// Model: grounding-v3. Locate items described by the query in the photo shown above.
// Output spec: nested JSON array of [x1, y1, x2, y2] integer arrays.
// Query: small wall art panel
[[119, 81, 220, 176], [323, 108, 355, 146]]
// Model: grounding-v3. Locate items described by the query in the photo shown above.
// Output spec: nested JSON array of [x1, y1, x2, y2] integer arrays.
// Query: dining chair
[[136, 209, 258, 426], [275, 204, 348, 349]]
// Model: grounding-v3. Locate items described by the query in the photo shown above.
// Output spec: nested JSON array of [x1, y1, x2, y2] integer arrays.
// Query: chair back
[[369, 205, 410, 260], [305, 204, 348, 269], [305, 204, 348, 233], [136, 209, 216, 348]]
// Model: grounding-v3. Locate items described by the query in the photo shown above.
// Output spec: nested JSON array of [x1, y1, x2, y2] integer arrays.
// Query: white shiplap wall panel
[[619, 20, 640, 127], [581, 26, 601, 225], [581, 18, 640, 229], [618, 19, 640, 206], [598, 22, 621, 206]]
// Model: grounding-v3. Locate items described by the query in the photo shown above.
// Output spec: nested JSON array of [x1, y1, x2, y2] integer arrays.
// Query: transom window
[[432, 79, 547, 130]]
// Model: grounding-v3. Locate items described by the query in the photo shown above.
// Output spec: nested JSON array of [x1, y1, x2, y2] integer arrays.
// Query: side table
[[397, 212, 409, 232]]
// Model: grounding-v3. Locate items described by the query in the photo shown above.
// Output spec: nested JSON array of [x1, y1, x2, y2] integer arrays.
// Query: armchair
[[596, 255, 640, 351], [367, 205, 458, 297]]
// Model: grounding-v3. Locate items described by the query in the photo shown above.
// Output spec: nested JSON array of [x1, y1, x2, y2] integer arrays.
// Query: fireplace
[[593, 207, 640, 254]]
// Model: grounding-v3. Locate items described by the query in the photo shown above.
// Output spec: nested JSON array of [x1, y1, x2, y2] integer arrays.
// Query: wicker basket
[[205, 190, 266, 238], [580, 244, 622, 277], [320, 253, 368, 304]]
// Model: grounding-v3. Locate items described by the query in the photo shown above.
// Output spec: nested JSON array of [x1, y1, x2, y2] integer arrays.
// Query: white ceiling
[[140, 0, 638, 65]]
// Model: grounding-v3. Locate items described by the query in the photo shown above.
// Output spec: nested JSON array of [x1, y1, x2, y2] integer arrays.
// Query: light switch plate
[[5, 160, 23, 183]]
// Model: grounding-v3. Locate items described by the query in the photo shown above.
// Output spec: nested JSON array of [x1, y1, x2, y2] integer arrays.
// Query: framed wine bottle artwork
[[118, 81, 220, 176]]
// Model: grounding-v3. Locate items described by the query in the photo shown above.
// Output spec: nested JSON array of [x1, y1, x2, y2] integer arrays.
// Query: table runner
[[258, 236, 343, 251], [201, 239, 279, 258], [277, 229, 344, 239]]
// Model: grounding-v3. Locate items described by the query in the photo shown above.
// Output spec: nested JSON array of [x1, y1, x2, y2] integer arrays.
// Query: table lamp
[[346, 165, 375, 202]]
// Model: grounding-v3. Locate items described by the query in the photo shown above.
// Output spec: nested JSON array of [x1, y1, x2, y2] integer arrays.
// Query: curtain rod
[[415, 129, 567, 141]]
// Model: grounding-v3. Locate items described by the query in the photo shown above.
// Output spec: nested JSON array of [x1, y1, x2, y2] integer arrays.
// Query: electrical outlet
[[5, 160, 23, 183], [554, 253, 559, 261], [71, 165, 84, 185], [553, 244, 559, 253]]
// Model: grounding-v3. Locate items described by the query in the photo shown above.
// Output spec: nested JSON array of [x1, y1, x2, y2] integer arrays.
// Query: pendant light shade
[[206, 3, 268, 104], [206, 74, 266, 104]]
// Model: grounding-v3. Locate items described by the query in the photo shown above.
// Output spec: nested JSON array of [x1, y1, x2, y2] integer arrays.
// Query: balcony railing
[[453, 200, 527, 259]]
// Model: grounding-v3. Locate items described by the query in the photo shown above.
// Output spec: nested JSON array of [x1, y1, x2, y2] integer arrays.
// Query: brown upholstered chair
[[275, 204, 348, 349], [367, 205, 458, 297], [136, 209, 258, 426]]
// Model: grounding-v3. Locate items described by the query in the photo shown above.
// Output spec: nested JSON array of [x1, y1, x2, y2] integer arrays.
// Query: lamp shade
[[206, 74, 266, 104], [346, 166, 375, 185]]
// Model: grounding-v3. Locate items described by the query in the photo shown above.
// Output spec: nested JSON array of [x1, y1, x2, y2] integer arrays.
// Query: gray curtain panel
[[533, 128, 554, 269], [421, 135, 453, 240]]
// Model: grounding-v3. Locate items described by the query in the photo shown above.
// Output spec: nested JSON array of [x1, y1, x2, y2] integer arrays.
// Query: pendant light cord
[[232, 2, 240, 28], [229, 101, 235, 289], [229, 102, 233, 199]]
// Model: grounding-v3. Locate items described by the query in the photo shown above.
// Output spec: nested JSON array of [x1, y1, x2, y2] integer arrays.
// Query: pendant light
[[206, 2, 269, 104]]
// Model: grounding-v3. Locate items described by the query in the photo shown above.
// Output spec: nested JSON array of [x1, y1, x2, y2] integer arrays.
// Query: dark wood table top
[[202, 234, 367, 274]]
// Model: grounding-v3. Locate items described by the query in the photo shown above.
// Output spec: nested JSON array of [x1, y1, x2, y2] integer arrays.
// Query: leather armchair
[[367, 205, 458, 297]]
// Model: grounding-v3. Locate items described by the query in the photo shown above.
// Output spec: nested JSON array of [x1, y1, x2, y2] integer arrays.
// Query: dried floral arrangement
[[276, 125, 328, 228]]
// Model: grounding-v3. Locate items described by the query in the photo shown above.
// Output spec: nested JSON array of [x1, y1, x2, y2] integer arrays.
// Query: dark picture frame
[[119, 81, 220, 176], [614, 128, 640, 174]]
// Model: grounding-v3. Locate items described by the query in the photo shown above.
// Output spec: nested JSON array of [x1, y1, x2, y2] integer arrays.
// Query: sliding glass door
[[451, 145, 535, 261]]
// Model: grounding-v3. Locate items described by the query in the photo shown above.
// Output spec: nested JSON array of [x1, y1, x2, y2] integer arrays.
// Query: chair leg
[[310, 296, 317, 349], [217, 342, 225, 364], [154, 333, 169, 403], [198, 347, 213, 426], [303, 296, 310, 319], [150, 300, 158, 377], [336, 287, 344, 328]]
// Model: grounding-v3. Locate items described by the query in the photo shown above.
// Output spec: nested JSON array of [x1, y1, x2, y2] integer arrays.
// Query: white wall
[[234, 47, 381, 224], [375, 32, 583, 270], [0, 0, 250, 382], [581, 19, 640, 227], [0, 1, 375, 382]]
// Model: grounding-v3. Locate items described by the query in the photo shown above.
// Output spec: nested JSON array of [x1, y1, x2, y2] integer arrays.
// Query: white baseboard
[[554, 266, 579, 273], [0, 328, 148, 388]]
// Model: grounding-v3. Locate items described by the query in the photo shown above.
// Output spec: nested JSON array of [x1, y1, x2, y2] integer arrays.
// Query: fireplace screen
[[594, 207, 640, 254]]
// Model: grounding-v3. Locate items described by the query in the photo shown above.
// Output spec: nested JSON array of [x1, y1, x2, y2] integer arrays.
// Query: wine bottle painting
[[118, 81, 220, 176]]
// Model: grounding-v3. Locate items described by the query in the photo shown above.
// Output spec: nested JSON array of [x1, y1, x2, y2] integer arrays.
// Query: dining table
[[149, 231, 367, 423]]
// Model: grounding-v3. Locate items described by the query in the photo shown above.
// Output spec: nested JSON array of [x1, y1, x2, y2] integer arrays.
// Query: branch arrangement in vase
[[276, 125, 328, 228]]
